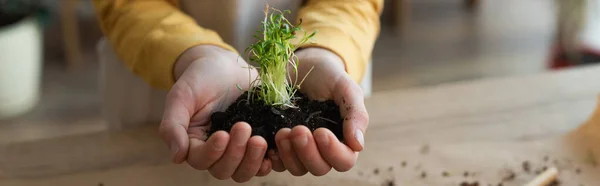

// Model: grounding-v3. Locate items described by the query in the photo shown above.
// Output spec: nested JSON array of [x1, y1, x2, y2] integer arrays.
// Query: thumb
[[159, 121, 190, 164], [159, 83, 195, 164], [335, 77, 369, 152]]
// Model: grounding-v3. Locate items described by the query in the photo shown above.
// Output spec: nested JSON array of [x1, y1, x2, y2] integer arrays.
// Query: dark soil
[[209, 89, 344, 151], [460, 181, 479, 186], [442, 171, 450, 177], [522, 161, 531, 173]]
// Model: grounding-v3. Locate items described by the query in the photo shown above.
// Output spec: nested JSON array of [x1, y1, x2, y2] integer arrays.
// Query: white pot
[[0, 17, 42, 119]]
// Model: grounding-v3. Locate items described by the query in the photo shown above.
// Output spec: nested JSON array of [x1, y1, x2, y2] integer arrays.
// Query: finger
[[160, 82, 198, 163], [275, 128, 307, 176], [256, 158, 272, 177], [232, 136, 267, 183], [334, 77, 369, 152], [187, 131, 229, 170], [268, 150, 285, 172], [209, 122, 252, 180], [314, 128, 358, 172], [290, 126, 332, 176]]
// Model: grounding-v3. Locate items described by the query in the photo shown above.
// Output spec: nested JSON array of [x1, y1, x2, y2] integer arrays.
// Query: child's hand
[[159, 45, 271, 182], [269, 48, 369, 176]]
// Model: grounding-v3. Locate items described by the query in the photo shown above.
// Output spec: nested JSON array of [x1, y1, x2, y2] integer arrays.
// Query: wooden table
[[2, 65, 600, 186]]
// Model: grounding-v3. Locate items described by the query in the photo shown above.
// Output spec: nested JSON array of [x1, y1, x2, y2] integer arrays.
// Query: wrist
[[173, 45, 237, 80]]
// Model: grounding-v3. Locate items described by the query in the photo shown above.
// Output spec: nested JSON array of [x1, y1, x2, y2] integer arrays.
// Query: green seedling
[[242, 5, 316, 109]]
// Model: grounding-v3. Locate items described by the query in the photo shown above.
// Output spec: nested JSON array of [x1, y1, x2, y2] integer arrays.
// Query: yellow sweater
[[92, 0, 383, 90]]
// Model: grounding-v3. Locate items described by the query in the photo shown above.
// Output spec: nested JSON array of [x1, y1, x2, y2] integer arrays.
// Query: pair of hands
[[159, 45, 369, 182]]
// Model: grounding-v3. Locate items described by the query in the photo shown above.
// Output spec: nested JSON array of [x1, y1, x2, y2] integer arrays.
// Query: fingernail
[[250, 145, 264, 160], [280, 139, 291, 151], [355, 129, 364, 148], [315, 132, 329, 147], [293, 135, 308, 147], [170, 141, 179, 159]]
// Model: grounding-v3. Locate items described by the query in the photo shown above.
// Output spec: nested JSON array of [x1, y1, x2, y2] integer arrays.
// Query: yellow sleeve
[[295, 0, 383, 83], [91, 0, 237, 90]]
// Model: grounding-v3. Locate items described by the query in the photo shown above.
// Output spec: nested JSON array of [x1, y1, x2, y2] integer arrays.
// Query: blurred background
[[0, 0, 598, 181]]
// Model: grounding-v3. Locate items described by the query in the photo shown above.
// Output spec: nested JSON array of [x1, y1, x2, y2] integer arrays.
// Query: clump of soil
[[442, 171, 450, 177], [383, 179, 396, 186], [209, 89, 344, 150], [501, 170, 516, 182], [374, 168, 380, 175], [460, 181, 479, 186], [522, 161, 531, 173], [548, 179, 561, 186]]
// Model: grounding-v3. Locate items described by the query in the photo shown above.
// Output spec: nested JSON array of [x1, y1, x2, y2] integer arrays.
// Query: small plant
[[209, 5, 343, 151], [243, 5, 316, 109]]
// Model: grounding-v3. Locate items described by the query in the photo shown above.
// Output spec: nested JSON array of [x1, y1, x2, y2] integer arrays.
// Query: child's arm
[[91, 0, 237, 90], [295, 0, 384, 83]]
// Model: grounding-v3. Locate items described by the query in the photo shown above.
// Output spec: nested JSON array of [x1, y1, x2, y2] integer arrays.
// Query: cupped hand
[[159, 45, 271, 182], [269, 48, 369, 176]]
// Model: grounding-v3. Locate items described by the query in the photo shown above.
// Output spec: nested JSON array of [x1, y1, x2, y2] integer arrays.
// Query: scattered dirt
[[209, 89, 343, 150], [501, 170, 516, 182], [97, 183, 104, 186], [442, 171, 450, 177], [420, 144, 430, 155], [364, 154, 583, 185], [522, 161, 531, 173], [548, 179, 561, 186], [383, 179, 395, 186], [459, 181, 479, 186]]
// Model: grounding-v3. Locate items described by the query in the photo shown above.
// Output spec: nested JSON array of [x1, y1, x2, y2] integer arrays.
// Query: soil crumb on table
[[442, 171, 450, 177], [522, 161, 531, 173], [548, 179, 561, 186], [459, 181, 479, 186], [374, 168, 380, 175], [383, 179, 395, 186], [501, 170, 516, 182], [421, 172, 427, 178], [401, 161, 407, 167], [420, 144, 430, 155]]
